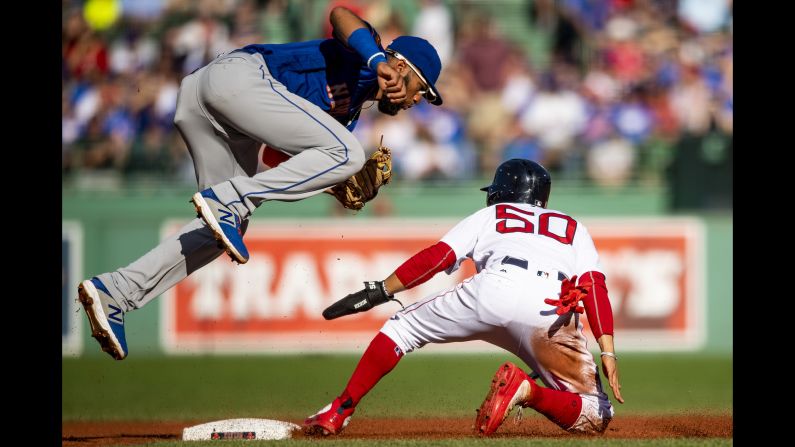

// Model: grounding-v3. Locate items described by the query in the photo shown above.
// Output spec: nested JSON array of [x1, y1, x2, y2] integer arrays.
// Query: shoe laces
[[514, 406, 524, 425]]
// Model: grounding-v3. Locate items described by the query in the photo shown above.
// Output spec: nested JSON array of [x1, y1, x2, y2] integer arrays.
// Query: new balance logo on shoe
[[108, 304, 124, 324], [218, 208, 236, 227]]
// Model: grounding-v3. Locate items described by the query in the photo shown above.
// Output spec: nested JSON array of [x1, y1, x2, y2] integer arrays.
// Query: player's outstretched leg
[[475, 361, 531, 435], [77, 278, 128, 360], [191, 188, 249, 264], [304, 332, 404, 436]]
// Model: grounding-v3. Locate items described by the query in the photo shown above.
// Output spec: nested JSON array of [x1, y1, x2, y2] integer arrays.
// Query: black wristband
[[363, 280, 392, 306]]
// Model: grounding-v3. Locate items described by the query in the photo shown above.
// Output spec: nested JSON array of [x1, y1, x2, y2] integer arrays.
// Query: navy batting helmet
[[480, 159, 552, 207]]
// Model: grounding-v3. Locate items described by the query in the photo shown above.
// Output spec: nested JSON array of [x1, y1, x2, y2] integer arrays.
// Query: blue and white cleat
[[191, 188, 249, 264], [78, 278, 128, 360]]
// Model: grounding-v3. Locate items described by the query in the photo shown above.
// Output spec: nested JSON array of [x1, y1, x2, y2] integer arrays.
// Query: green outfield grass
[[62, 352, 732, 422]]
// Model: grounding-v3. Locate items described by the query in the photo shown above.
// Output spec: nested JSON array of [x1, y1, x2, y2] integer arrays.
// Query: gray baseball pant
[[96, 51, 366, 311]]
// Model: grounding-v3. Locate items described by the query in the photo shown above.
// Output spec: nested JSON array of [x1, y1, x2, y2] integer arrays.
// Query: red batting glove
[[544, 275, 588, 315]]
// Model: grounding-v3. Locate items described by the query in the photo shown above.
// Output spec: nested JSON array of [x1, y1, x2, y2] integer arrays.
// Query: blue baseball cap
[[386, 36, 443, 106]]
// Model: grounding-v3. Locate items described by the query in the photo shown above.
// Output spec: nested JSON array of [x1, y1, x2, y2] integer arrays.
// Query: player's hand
[[377, 62, 407, 104], [601, 355, 624, 404], [323, 280, 393, 320]]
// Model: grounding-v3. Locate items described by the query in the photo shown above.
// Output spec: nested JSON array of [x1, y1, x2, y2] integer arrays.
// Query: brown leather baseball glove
[[326, 144, 393, 210]]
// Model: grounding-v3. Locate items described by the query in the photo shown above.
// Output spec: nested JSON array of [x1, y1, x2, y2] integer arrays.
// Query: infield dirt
[[63, 414, 731, 446]]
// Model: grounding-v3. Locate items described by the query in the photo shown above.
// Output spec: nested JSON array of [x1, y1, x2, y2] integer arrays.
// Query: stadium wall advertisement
[[159, 218, 705, 354]]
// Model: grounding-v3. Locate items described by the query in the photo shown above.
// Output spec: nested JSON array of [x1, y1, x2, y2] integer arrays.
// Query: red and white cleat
[[475, 361, 531, 435], [303, 397, 355, 436]]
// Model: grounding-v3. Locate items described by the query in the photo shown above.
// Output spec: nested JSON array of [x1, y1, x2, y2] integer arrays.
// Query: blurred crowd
[[63, 0, 732, 188]]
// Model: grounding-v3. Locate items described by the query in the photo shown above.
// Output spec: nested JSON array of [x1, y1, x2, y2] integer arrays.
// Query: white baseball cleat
[[78, 278, 128, 360]]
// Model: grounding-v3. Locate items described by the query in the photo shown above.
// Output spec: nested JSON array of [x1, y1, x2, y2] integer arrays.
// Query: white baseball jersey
[[440, 203, 602, 279], [380, 202, 614, 434]]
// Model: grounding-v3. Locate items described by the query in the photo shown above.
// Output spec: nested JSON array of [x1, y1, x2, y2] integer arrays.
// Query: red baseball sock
[[524, 380, 583, 429], [339, 332, 404, 407]]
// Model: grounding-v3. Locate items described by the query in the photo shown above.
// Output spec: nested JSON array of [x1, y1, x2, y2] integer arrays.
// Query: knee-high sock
[[524, 380, 583, 429], [339, 331, 404, 406]]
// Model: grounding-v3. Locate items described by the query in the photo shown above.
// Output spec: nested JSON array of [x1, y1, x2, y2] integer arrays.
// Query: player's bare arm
[[383, 273, 406, 296], [597, 334, 624, 403], [329, 6, 369, 43], [329, 6, 406, 104], [567, 269, 622, 404]]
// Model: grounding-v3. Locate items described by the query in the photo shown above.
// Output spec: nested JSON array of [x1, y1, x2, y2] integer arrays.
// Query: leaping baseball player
[[77, 7, 443, 360], [304, 159, 624, 436]]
